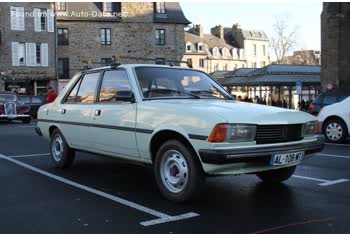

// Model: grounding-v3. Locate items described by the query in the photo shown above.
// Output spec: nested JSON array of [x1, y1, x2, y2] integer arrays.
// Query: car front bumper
[[199, 135, 325, 165], [0, 114, 31, 119]]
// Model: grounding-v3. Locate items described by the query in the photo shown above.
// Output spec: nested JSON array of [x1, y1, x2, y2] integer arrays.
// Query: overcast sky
[[180, 2, 322, 55]]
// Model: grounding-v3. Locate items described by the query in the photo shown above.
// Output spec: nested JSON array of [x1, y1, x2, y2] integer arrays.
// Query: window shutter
[[10, 7, 18, 30], [47, 9, 54, 33], [17, 7, 25, 31], [41, 43, 49, 67], [33, 8, 41, 32], [12, 42, 19, 66]]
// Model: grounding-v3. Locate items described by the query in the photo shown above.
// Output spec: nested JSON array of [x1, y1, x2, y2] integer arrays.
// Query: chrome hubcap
[[51, 134, 63, 162], [326, 122, 343, 141], [160, 150, 188, 193]]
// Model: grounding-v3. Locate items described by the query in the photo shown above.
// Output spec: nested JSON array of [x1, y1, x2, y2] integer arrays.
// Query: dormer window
[[156, 2, 166, 14], [186, 42, 191, 52], [212, 47, 219, 58], [232, 48, 238, 59], [222, 48, 228, 58], [197, 42, 204, 52], [56, 2, 67, 12], [103, 2, 112, 13]]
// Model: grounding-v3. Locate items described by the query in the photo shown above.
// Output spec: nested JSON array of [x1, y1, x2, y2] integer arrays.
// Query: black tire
[[154, 139, 204, 202], [256, 166, 296, 183], [22, 117, 31, 124], [323, 118, 348, 143], [50, 129, 75, 169]]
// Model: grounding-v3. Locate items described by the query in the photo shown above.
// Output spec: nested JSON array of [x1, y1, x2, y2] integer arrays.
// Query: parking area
[[1, 120, 350, 233]]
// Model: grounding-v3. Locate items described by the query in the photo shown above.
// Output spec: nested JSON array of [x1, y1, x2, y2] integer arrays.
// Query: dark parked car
[[0, 92, 31, 123], [17, 95, 45, 118], [309, 93, 349, 116]]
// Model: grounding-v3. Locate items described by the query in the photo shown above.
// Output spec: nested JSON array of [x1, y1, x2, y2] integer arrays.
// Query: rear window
[[313, 95, 323, 104], [338, 95, 349, 102]]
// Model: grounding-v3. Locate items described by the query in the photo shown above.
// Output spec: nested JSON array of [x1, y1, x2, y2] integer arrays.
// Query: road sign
[[296, 80, 302, 94]]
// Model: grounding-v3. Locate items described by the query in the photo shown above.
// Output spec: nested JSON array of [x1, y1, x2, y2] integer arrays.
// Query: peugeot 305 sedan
[[36, 64, 324, 202]]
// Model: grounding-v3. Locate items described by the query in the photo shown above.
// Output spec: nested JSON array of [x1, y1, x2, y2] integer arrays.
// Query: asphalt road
[[0, 120, 350, 233]]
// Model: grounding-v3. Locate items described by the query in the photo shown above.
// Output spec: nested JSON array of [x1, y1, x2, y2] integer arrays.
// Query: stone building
[[283, 50, 321, 65], [0, 2, 56, 95], [182, 24, 269, 73], [56, 2, 190, 90], [321, 2, 350, 93]]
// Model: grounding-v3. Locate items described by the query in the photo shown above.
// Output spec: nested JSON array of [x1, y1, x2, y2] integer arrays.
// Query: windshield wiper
[[149, 88, 201, 99]]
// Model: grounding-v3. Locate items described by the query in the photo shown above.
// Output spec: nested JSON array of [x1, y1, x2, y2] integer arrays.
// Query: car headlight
[[302, 121, 320, 136], [208, 124, 256, 143]]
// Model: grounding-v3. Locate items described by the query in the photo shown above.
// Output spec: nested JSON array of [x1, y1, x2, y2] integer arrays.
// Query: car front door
[[58, 72, 100, 149], [89, 69, 139, 158]]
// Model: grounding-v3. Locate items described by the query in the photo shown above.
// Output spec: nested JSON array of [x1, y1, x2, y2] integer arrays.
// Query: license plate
[[270, 151, 304, 166]]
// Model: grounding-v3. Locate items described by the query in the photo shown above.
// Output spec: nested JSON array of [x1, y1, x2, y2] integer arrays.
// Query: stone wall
[[321, 3, 350, 93], [57, 2, 186, 78], [0, 3, 56, 82]]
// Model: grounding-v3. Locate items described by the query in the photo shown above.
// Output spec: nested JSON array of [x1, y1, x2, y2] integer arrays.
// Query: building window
[[155, 29, 165, 45], [18, 43, 26, 66], [156, 2, 166, 14], [198, 43, 204, 52], [101, 28, 111, 45], [214, 64, 219, 72], [253, 44, 257, 56], [103, 2, 112, 13], [156, 58, 166, 65], [11, 6, 25, 31], [56, 2, 66, 11], [58, 58, 69, 79], [213, 47, 219, 58], [234, 64, 238, 69], [58, 28, 69, 45], [40, 9, 47, 31], [101, 58, 112, 66], [251, 62, 257, 68], [224, 64, 228, 71], [261, 61, 266, 67], [263, 45, 266, 56], [186, 42, 191, 52], [199, 59, 205, 68], [36, 44, 41, 65]]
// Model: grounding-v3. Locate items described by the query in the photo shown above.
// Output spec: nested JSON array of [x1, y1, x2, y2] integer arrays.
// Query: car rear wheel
[[323, 118, 347, 143], [154, 140, 204, 202], [256, 166, 296, 183], [50, 129, 75, 168]]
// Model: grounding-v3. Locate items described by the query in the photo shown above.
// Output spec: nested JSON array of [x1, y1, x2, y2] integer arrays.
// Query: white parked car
[[36, 64, 324, 202], [318, 96, 350, 143]]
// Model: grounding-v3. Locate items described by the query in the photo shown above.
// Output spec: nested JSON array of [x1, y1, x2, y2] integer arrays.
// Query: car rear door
[[58, 72, 100, 149], [89, 69, 139, 158]]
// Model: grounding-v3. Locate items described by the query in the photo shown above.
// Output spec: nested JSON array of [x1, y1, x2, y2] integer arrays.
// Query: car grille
[[255, 124, 303, 144], [4, 102, 17, 116]]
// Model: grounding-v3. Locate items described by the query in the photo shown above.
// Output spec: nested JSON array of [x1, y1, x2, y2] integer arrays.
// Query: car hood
[[147, 99, 316, 124]]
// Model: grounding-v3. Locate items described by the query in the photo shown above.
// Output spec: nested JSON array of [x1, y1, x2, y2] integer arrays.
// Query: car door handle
[[60, 109, 66, 114], [94, 110, 101, 116]]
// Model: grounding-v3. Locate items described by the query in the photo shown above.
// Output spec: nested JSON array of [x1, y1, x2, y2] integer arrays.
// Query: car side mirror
[[115, 91, 135, 103]]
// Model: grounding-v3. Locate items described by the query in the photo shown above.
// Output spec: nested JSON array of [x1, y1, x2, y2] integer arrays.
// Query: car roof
[[0, 91, 16, 95], [81, 64, 191, 74]]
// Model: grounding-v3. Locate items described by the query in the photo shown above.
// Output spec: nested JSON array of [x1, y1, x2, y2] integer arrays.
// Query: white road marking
[[9, 153, 50, 158], [0, 154, 199, 226], [316, 153, 350, 159], [293, 174, 349, 186]]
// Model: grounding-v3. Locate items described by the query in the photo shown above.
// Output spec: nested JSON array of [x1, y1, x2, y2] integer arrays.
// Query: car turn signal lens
[[208, 124, 228, 143], [316, 121, 322, 134]]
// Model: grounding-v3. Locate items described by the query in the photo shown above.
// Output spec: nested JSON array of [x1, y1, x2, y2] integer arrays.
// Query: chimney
[[211, 25, 224, 39], [232, 23, 241, 30], [188, 24, 204, 37]]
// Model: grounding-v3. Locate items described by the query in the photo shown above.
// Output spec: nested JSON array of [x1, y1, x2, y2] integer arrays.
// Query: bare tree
[[271, 16, 298, 64]]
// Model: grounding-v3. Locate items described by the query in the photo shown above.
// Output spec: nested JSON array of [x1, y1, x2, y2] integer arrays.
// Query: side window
[[99, 70, 132, 103], [76, 72, 100, 103], [65, 78, 82, 103]]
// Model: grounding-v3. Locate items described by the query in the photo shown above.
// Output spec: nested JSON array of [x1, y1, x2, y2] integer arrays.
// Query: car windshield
[[18, 96, 31, 104], [0, 94, 17, 102], [134, 67, 233, 100]]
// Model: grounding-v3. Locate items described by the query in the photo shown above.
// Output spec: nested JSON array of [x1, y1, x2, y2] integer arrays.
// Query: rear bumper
[[199, 135, 325, 165]]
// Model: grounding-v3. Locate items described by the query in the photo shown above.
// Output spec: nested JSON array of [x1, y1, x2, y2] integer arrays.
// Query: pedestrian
[[46, 86, 58, 103], [271, 99, 276, 106], [300, 99, 306, 111], [282, 99, 288, 108]]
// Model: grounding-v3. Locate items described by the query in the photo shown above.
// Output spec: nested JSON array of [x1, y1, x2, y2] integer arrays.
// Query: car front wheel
[[256, 166, 296, 183], [324, 118, 347, 143], [50, 129, 75, 168], [154, 140, 204, 202]]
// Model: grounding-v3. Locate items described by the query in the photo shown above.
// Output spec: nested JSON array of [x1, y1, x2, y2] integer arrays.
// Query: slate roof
[[154, 2, 191, 25], [214, 64, 320, 86]]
